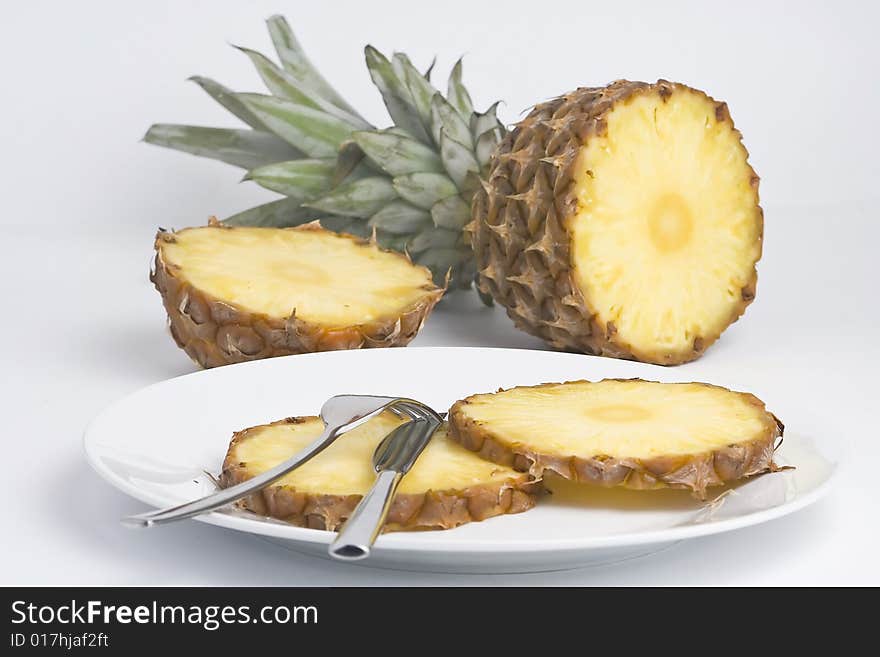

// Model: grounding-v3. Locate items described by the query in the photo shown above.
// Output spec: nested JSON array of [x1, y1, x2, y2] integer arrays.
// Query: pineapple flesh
[[448, 379, 783, 497], [153, 223, 444, 368], [220, 413, 539, 531], [472, 81, 763, 364]]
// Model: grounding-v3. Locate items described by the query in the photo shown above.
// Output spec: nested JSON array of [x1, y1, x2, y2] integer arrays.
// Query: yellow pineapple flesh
[[161, 225, 435, 325], [570, 89, 761, 356], [152, 224, 444, 367], [220, 413, 538, 531]]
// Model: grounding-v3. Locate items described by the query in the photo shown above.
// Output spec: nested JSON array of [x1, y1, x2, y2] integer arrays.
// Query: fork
[[121, 394, 422, 528]]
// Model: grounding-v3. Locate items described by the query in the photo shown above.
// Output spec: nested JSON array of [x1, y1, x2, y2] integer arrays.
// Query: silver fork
[[121, 394, 422, 528]]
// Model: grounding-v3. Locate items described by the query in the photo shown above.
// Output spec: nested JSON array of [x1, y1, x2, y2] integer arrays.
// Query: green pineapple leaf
[[368, 201, 433, 234], [243, 158, 337, 199], [430, 94, 473, 148], [475, 128, 503, 170], [439, 131, 480, 188], [305, 176, 397, 217], [393, 53, 436, 133], [364, 46, 432, 144], [392, 172, 458, 209], [415, 247, 469, 286], [409, 226, 461, 253], [224, 197, 319, 227], [430, 194, 471, 230], [234, 46, 370, 129], [143, 125, 300, 169], [423, 57, 437, 81], [266, 15, 358, 115], [333, 139, 371, 185], [353, 130, 444, 176], [188, 76, 268, 131], [471, 101, 504, 139], [447, 59, 474, 118], [315, 215, 369, 236], [237, 94, 353, 157]]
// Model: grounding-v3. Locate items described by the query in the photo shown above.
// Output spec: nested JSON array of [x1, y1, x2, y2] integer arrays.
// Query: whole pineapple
[[147, 17, 765, 365], [145, 15, 505, 289]]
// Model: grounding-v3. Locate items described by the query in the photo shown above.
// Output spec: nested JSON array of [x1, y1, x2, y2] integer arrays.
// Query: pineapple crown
[[144, 14, 506, 287]]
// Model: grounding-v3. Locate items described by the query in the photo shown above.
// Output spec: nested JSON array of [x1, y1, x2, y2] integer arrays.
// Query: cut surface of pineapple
[[448, 379, 783, 497], [570, 88, 761, 357], [161, 225, 436, 325], [472, 80, 762, 364], [220, 413, 539, 531], [153, 224, 444, 368]]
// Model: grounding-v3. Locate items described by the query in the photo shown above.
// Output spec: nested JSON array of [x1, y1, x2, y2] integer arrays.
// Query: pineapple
[[152, 223, 443, 368], [448, 379, 784, 498], [220, 413, 539, 531], [472, 81, 763, 364], [146, 17, 765, 363], [144, 15, 505, 288]]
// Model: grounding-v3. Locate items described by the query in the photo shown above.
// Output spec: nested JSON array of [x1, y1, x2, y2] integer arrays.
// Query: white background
[[1, 0, 878, 584]]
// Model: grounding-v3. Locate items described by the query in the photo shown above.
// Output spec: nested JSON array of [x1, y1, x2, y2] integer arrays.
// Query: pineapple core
[[569, 88, 761, 354], [231, 414, 519, 495], [160, 226, 435, 326], [458, 380, 770, 460]]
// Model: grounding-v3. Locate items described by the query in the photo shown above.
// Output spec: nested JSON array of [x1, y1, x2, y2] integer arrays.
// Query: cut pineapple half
[[153, 223, 444, 368], [472, 80, 762, 364], [220, 413, 539, 531], [448, 379, 783, 497], [570, 88, 761, 359]]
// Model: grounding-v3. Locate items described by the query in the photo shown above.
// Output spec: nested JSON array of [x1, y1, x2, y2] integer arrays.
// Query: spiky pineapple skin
[[470, 80, 762, 365], [447, 379, 784, 499], [219, 417, 540, 531], [152, 223, 444, 368]]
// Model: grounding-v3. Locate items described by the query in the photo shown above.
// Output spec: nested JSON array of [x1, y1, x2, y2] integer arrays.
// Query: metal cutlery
[[121, 394, 423, 528], [329, 400, 443, 561]]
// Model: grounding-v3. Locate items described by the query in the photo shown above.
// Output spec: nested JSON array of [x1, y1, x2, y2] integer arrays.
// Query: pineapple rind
[[153, 223, 444, 368], [220, 415, 539, 531], [470, 80, 762, 365], [448, 379, 784, 498]]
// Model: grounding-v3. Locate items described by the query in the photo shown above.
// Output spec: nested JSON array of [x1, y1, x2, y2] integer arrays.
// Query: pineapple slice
[[472, 81, 762, 364], [153, 223, 444, 368], [448, 379, 784, 497], [220, 413, 539, 531]]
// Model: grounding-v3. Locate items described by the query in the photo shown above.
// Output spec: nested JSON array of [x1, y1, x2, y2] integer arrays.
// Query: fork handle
[[121, 396, 415, 529], [329, 470, 403, 561], [121, 425, 337, 528]]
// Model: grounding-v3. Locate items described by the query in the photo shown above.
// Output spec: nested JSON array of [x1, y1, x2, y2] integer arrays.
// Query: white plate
[[84, 347, 837, 573]]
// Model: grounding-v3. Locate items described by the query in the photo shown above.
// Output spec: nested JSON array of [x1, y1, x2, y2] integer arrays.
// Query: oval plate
[[84, 347, 837, 573]]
